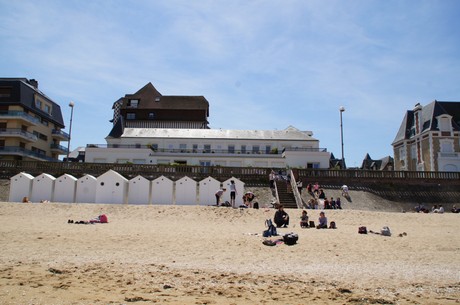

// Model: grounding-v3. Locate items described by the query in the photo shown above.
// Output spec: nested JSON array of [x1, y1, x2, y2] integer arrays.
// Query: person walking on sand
[[215, 188, 226, 206]]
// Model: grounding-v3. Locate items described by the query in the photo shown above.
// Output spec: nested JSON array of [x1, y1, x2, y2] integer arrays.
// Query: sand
[[0, 200, 459, 305]]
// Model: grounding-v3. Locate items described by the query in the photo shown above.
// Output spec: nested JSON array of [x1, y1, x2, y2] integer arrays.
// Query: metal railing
[[52, 129, 70, 140], [0, 147, 57, 162], [0, 111, 40, 125], [0, 161, 458, 184], [0, 128, 38, 141]]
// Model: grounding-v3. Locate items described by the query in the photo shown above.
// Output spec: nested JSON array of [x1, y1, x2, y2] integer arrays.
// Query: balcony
[[0, 146, 57, 161], [438, 152, 459, 158], [52, 129, 70, 140], [0, 128, 38, 142], [0, 111, 40, 126], [50, 143, 69, 154], [86, 144, 285, 156]]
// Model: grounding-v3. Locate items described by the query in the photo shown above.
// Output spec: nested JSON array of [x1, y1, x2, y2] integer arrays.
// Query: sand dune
[[0, 201, 459, 304]]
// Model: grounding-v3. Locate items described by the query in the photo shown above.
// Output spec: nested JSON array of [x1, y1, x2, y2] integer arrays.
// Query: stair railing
[[289, 169, 303, 209]]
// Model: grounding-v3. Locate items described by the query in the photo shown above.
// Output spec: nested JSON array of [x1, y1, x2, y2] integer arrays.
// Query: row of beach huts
[[9, 170, 245, 206]]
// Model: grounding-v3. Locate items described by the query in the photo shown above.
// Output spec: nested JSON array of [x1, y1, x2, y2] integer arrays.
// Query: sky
[[1, 0, 459, 168]]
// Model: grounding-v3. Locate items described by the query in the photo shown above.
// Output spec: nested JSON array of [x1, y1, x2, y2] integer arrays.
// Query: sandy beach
[[0, 197, 459, 305]]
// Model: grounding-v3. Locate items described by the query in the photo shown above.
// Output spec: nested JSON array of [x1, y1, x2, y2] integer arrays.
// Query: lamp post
[[66, 101, 74, 162], [339, 106, 345, 169]]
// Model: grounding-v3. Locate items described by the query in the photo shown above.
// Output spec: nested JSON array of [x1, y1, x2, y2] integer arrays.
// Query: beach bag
[[99, 214, 108, 223], [283, 232, 298, 245], [309, 220, 315, 228], [358, 226, 367, 234], [264, 219, 278, 237], [262, 239, 276, 246], [381, 226, 391, 236]]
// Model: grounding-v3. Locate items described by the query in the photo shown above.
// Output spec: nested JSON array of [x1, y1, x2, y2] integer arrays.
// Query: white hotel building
[[84, 83, 330, 169]]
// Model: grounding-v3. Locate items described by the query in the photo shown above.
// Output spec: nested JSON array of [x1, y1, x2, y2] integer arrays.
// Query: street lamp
[[66, 101, 75, 162], [339, 106, 345, 169]]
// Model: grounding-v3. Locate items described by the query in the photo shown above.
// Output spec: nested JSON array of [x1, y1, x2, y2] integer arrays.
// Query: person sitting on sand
[[22, 196, 31, 203], [335, 197, 342, 209], [316, 211, 328, 229], [300, 210, 309, 228], [318, 189, 326, 200], [274, 205, 289, 228], [242, 191, 256, 208], [215, 188, 226, 206], [452, 205, 460, 213]]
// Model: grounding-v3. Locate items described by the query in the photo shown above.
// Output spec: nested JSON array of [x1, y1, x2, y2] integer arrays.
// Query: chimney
[[29, 79, 38, 89]]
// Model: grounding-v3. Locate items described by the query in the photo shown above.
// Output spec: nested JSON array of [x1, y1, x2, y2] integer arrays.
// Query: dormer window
[[437, 115, 452, 136], [155, 97, 160, 102], [148, 112, 155, 120], [128, 99, 139, 108]]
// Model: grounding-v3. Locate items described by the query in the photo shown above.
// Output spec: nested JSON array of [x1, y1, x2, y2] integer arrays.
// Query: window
[[179, 144, 187, 152], [44, 104, 51, 114], [132, 159, 146, 164], [241, 145, 246, 154], [0, 87, 11, 97], [35, 99, 42, 109], [148, 112, 155, 119], [128, 99, 139, 108], [150, 144, 158, 151], [228, 145, 235, 154], [41, 118, 48, 126], [265, 145, 271, 154], [440, 140, 454, 153], [155, 97, 161, 102], [126, 113, 136, 120], [192, 144, 198, 152], [252, 145, 260, 154], [0, 140, 5, 147], [204, 144, 211, 153]]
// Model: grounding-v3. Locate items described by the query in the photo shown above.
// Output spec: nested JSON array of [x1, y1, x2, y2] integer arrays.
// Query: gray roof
[[393, 101, 460, 144], [116, 126, 317, 141]]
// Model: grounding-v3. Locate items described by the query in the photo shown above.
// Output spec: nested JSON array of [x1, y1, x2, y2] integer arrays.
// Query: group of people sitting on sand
[[414, 203, 460, 214], [273, 205, 336, 229]]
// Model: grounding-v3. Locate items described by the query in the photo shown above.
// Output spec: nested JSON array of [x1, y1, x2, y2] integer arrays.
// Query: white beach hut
[[30, 173, 56, 203], [9, 172, 34, 202], [151, 175, 173, 205], [198, 176, 221, 206], [75, 174, 97, 203], [222, 177, 245, 207], [95, 170, 128, 204], [53, 174, 77, 203], [175, 176, 197, 205], [128, 175, 151, 205]]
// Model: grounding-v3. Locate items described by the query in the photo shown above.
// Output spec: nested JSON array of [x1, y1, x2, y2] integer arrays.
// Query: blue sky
[[1, 0, 459, 167]]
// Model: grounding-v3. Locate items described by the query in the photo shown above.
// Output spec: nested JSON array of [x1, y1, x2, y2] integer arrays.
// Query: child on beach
[[300, 210, 309, 228], [316, 211, 328, 229]]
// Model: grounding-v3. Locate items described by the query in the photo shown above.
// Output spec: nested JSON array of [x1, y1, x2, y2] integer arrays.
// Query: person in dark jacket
[[274, 205, 289, 228]]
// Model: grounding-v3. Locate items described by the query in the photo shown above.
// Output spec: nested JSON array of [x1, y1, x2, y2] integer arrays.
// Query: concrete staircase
[[275, 180, 297, 208]]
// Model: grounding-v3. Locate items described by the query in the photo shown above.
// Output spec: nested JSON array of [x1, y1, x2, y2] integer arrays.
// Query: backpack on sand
[[381, 226, 391, 236], [263, 219, 278, 237], [358, 226, 367, 234], [283, 232, 298, 245]]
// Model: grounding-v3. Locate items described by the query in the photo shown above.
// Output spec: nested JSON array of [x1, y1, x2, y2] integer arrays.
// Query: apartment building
[[85, 83, 330, 168], [0, 78, 68, 161], [392, 101, 460, 172]]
